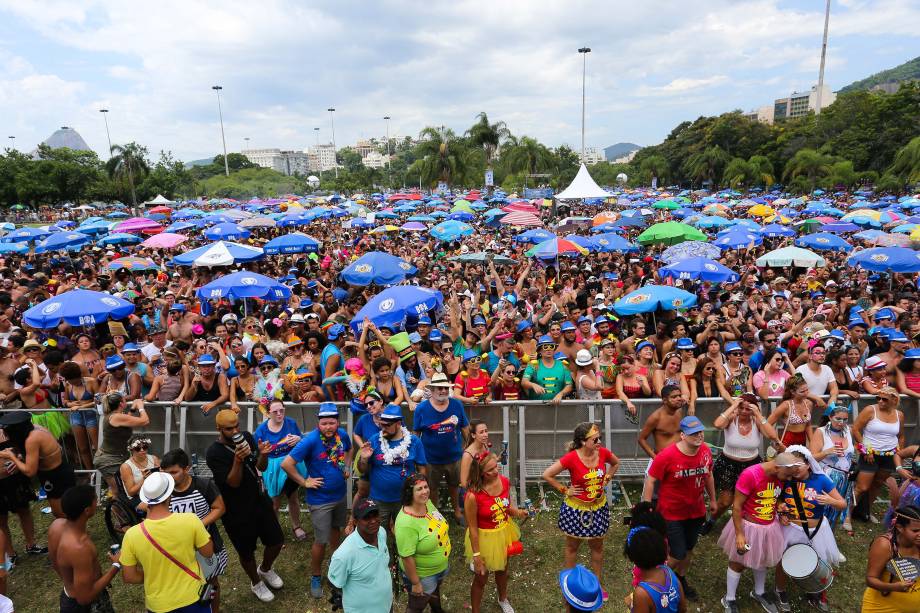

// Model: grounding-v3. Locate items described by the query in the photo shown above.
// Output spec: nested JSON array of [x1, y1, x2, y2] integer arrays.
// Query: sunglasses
[[467, 357, 481, 364], [728, 352, 743, 356]]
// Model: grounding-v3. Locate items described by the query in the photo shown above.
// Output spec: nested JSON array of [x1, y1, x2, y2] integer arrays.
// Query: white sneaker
[[251, 580, 275, 602], [498, 599, 515, 613], [258, 567, 284, 589]]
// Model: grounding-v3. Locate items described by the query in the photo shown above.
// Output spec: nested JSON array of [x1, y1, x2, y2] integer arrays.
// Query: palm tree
[[408, 126, 469, 188], [466, 112, 510, 169], [106, 142, 150, 207], [828, 160, 857, 189], [748, 155, 775, 188], [638, 155, 669, 186], [502, 136, 554, 177], [722, 158, 755, 188], [889, 135, 920, 185], [684, 146, 729, 187], [783, 148, 832, 193]]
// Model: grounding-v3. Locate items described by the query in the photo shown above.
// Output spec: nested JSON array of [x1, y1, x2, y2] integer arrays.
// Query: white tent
[[144, 194, 175, 206], [554, 164, 613, 200]]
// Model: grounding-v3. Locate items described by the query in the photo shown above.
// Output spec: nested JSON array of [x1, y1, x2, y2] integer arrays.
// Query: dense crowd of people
[[0, 187, 918, 611]]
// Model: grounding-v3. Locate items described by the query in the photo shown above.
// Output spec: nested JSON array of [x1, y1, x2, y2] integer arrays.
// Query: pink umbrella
[[113, 217, 162, 233], [502, 201, 540, 214], [501, 211, 543, 226], [141, 232, 189, 249]]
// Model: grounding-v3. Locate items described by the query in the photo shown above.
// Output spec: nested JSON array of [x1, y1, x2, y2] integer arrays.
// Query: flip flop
[[293, 526, 308, 541]]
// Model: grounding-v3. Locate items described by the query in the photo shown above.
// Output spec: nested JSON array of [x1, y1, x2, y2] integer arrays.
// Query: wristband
[[896, 466, 904, 471], [472, 552, 481, 557], [760, 418, 768, 425], [111, 562, 122, 571]]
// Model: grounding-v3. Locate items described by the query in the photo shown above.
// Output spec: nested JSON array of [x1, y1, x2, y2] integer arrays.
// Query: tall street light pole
[[212, 85, 230, 176], [6, 136, 14, 151], [578, 47, 591, 162], [99, 109, 113, 156], [243, 136, 250, 150], [815, 0, 831, 115], [314, 127, 322, 183], [328, 108, 337, 179], [383, 115, 391, 186]]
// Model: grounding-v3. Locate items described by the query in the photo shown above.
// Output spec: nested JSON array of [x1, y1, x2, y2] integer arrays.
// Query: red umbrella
[[148, 206, 173, 215], [500, 211, 543, 226], [502, 202, 540, 214]]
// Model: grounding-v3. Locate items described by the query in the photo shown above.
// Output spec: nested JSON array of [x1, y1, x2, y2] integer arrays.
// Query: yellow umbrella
[[910, 227, 920, 241], [842, 209, 881, 221], [748, 204, 775, 217], [702, 204, 730, 217], [763, 214, 793, 224], [371, 225, 400, 233]]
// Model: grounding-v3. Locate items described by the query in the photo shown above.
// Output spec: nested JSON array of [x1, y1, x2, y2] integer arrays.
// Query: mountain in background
[[839, 55, 920, 93], [604, 142, 641, 161], [184, 157, 215, 168]]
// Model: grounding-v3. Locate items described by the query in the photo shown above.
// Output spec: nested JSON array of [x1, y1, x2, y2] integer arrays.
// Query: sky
[[1, 0, 918, 162]]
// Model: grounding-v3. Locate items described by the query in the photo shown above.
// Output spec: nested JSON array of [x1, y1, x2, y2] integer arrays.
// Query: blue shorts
[[69, 409, 99, 429], [401, 567, 448, 595]]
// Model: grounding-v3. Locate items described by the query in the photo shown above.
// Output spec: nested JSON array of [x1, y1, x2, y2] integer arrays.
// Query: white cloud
[[0, 0, 917, 159]]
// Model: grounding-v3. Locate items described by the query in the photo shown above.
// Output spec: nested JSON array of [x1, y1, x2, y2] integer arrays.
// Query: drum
[[781, 544, 834, 594]]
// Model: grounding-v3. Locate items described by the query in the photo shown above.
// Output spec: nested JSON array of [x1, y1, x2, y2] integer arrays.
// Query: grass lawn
[[7, 486, 883, 612]]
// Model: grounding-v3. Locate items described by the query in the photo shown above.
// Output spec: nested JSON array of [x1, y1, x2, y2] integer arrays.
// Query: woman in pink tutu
[[716, 452, 808, 613]]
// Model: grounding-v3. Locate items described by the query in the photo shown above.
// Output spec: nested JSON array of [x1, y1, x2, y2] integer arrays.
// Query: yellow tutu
[[464, 521, 520, 572]]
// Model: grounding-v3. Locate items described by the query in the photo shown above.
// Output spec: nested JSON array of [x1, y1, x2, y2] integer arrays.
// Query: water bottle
[[500, 440, 509, 466], [523, 498, 536, 519]]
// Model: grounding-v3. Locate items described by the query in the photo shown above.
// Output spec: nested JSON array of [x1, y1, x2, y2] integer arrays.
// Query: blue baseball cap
[[829, 329, 846, 340], [105, 355, 126, 371], [680, 416, 705, 435], [604, 272, 618, 281], [169, 303, 186, 312], [462, 349, 481, 363], [561, 321, 576, 332], [429, 329, 443, 342], [676, 337, 697, 350], [327, 323, 346, 340], [502, 293, 517, 306], [725, 341, 743, 354], [848, 317, 868, 329], [197, 354, 216, 366], [317, 402, 339, 419], [417, 314, 432, 325]]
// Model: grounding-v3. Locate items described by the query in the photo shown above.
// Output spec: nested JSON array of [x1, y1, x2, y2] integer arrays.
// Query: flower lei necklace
[[379, 427, 411, 465], [321, 431, 347, 473]]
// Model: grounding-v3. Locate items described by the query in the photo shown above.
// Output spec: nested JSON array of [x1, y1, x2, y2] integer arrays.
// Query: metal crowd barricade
[[4, 394, 917, 506]]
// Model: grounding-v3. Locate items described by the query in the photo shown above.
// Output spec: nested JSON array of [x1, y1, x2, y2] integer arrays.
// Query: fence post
[[163, 404, 173, 453], [178, 403, 188, 450], [517, 404, 527, 504]]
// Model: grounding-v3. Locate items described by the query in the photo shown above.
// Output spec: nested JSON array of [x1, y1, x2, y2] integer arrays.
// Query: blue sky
[[1, 0, 918, 161]]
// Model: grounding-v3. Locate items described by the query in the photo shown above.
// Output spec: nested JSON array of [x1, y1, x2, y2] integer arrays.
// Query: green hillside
[[839, 55, 920, 93]]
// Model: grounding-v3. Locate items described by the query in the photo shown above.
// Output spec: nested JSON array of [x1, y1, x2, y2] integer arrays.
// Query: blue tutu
[[263, 455, 306, 498]]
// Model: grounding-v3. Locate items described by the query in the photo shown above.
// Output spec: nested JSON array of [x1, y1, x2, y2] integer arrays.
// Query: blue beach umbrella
[[97, 233, 143, 247], [430, 220, 474, 242], [563, 234, 596, 251], [35, 231, 93, 253], [196, 271, 292, 315], [613, 286, 698, 315], [164, 221, 199, 234], [847, 247, 920, 273], [514, 229, 556, 244], [660, 241, 722, 264], [761, 223, 796, 238], [23, 289, 135, 328], [795, 232, 852, 252], [591, 232, 640, 253], [0, 243, 28, 255], [341, 251, 417, 286], [263, 233, 320, 255], [820, 222, 860, 233], [658, 257, 740, 283], [713, 229, 762, 250], [1, 227, 51, 243], [203, 222, 250, 241], [610, 216, 646, 229], [694, 215, 733, 229], [350, 286, 444, 334]]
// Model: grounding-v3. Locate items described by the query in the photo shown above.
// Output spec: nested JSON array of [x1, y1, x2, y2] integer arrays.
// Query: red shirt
[[560, 448, 614, 503], [647, 442, 712, 521], [491, 380, 521, 400], [466, 475, 511, 530], [455, 370, 491, 399]]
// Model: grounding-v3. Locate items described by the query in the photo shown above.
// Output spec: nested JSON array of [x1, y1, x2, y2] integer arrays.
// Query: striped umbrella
[[501, 211, 543, 226]]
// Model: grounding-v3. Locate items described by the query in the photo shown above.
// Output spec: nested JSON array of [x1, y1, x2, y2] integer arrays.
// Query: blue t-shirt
[[367, 432, 427, 503], [289, 428, 352, 505], [781, 472, 836, 522], [484, 351, 520, 376], [748, 350, 766, 374], [353, 413, 381, 444], [253, 417, 303, 459], [412, 398, 469, 465]]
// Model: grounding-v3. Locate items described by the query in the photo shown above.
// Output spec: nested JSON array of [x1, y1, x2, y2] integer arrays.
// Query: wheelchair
[[103, 472, 144, 544]]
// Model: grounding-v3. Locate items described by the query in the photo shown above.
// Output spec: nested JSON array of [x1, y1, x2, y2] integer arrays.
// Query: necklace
[[379, 427, 412, 469], [321, 430, 347, 473]]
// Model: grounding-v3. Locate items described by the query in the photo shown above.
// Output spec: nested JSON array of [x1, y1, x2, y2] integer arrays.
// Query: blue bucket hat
[[327, 323, 346, 340], [537, 334, 556, 347], [561, 321, 577, 333], [516, 320, 532, 333], [724, 341, 743, 354], [317, 402, 339, 419], [472, 315, 487, 327], [379, 404, 404, 423], [676, 337, 697, 350]]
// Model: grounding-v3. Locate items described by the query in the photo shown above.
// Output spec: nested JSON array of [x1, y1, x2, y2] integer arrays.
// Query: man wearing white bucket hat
[[774, 446, 846, 612]]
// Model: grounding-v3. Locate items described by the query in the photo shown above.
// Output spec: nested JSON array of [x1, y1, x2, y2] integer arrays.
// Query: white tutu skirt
[[718, 518, 785, 569], [782, 521, 843, 567]]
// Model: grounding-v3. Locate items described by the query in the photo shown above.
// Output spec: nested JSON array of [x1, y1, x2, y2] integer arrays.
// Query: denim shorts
[[69, 409, 99, 429], [401, 567, 448, 595]]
